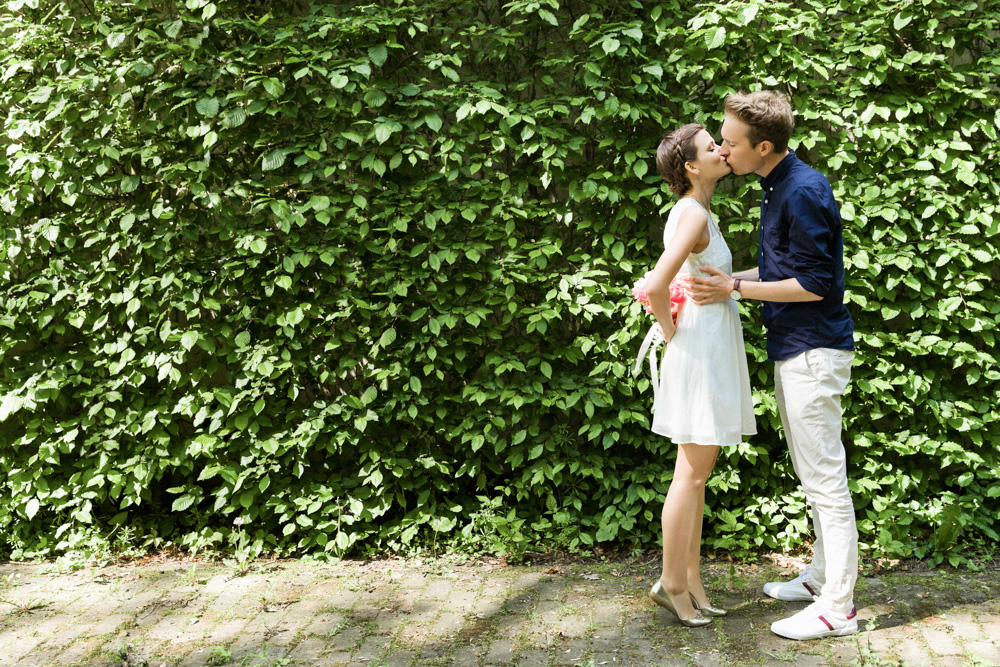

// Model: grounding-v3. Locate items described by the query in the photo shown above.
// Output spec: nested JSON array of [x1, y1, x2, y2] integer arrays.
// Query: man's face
[[719, 115, 764, 176]]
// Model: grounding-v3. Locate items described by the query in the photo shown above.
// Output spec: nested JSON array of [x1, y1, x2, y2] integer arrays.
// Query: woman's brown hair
[[655, 123, 704, 197]]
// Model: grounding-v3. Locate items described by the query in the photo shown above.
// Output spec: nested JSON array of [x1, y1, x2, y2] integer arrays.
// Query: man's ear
[[756, 140, 774, 158]]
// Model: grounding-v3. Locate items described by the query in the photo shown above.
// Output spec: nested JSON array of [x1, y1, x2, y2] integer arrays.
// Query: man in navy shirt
[[689, 91, 858, 641]]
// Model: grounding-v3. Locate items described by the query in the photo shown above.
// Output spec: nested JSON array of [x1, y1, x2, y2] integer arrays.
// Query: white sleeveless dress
[[650, 198, 756, 446]]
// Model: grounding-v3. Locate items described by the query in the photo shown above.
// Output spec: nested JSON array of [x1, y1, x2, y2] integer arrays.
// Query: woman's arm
[[645, 207, 708, 340]]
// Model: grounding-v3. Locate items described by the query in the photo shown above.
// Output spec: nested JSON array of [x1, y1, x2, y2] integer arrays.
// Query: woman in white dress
[[642, 124, 757, 626]]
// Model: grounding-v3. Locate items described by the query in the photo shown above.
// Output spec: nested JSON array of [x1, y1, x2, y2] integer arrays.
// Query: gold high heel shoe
[[648, 580, 712, 627], [690, 592, 727, 617]]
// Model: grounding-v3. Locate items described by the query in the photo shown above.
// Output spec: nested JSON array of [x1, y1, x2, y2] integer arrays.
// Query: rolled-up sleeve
[[787, 184, 836, 297]]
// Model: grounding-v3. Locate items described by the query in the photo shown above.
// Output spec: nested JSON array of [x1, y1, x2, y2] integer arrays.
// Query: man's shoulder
[[784, 163, 834, 202], [787, 160, 832, 188]]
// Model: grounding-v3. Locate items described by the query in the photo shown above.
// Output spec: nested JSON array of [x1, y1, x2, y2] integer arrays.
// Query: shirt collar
[[760, 150, 798, 191]]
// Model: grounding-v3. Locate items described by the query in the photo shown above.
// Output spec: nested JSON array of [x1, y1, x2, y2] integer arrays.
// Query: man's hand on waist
[[687, 266, 735, 305]]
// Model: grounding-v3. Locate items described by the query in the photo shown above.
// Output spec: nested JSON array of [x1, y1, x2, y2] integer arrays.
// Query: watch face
[[730, 291, 741, 301]]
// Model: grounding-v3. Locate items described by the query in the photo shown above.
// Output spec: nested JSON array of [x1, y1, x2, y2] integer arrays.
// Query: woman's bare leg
[[660, 442, 720, 619], [688, 447, 719, 607]]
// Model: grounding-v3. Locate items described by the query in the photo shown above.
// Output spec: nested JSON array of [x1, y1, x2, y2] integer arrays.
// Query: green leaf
[[223, 107, 247, 128], [172, 495, 196, 512], [379, 328, 397, 347], [181, 331, 199, 351], [107, 32, 127, 48], [368, 45, 388, 67], [738, 4, 759, 25], [262, 149, 287, 171], [165, 19, 184, 38], [196, 98, 220, 117], [425, 113, 443, 131], [361, 386, 377, 405], [364, 89, 387, 107], [133, 61, 155, 77], [26, 498, 39, 520], [705, 26, 726, 49], [120, 175, 140, 193], [263, 78, 285, 98]]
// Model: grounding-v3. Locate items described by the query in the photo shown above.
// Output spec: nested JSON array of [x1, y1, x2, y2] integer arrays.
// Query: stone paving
[[0, 556, 998, 666]]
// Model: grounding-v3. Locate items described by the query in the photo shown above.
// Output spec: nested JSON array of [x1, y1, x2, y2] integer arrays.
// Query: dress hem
[[650, 425, 756, 447]]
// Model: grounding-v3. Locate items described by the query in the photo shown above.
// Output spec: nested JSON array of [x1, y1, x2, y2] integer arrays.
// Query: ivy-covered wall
[[1, 0, 997, 564]]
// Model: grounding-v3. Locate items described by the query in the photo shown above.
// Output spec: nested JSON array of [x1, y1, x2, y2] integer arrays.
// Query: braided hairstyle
[[655, 123, 704, 197]]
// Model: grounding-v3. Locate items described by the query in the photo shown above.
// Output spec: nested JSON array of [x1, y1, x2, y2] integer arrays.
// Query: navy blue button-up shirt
[[758, 151, 854, 361]]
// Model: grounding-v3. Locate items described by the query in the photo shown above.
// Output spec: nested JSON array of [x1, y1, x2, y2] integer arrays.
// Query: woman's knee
[[670, 472, 709, 490]]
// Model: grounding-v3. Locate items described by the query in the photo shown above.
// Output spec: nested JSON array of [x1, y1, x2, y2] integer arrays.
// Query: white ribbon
[[633, 324, 666, 403]]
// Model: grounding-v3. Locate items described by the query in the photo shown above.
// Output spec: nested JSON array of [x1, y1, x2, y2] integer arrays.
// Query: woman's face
[[690, 129, 732, 181]]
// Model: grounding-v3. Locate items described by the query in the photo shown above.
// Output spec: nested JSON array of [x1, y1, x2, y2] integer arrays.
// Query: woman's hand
[[657, 318, 676, 344]]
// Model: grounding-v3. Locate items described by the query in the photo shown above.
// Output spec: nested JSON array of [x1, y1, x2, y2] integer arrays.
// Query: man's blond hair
[[724, 91, 794, 152]]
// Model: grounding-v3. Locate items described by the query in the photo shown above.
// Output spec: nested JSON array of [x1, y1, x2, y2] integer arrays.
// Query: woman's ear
[[684, 161, 699, 176]]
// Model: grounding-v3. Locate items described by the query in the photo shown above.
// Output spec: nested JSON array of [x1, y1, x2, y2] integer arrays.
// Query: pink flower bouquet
[[632, 275, 688, 324]]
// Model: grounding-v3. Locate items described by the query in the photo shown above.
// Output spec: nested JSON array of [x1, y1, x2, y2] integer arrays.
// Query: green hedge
[[1, 0, 998, 565]]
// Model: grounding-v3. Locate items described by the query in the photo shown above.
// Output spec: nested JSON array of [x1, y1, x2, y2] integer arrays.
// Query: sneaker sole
[[764, 589, 816, 602], [763, 582, 819, 602], [771, 623, 858, 641]]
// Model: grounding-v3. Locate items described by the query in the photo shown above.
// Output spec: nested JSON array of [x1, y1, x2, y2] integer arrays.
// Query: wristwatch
[[729, 278, 742, 301]]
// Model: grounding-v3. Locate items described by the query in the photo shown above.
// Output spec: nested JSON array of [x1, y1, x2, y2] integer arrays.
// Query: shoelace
[[797, 595, 829, 618], [788, 567, 811, 584]]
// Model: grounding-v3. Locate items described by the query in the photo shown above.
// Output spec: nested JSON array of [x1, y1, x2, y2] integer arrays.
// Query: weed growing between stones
[[848, 637, 900, 667], [0, 595, 44, 614], [104, 642, 150, 667], [205, 646, 232, 665], [225, 518, 254, 577]]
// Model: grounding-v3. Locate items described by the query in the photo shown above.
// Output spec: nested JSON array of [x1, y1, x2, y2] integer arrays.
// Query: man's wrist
[[729, 277, 742, 301]]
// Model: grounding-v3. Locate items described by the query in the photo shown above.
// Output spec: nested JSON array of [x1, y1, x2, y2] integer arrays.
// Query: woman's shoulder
[[670, 199, 709, 228]]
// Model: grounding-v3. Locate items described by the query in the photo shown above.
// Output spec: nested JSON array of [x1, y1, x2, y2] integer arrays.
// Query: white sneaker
[[763, 567, 820, 601], [771, 596, 858, 640]]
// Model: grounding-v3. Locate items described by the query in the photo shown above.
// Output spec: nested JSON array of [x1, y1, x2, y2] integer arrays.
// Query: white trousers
[[774, 348, 858, 614]]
